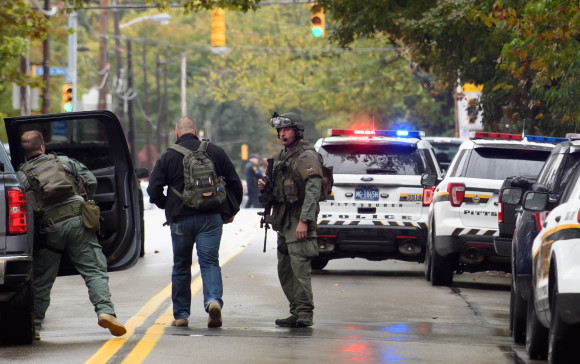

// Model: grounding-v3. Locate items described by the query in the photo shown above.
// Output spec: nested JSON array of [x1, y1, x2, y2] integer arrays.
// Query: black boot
[[275, 316, 298, 327], [296, 314, 313, 327]]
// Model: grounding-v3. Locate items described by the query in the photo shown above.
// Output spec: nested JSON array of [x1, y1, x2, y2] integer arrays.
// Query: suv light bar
[[524, 135, 569, 143], [472, 132, 522, 140], [328, 129, 424, 138]]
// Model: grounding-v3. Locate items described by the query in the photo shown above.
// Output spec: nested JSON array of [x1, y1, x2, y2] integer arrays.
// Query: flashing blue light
[[374, 130, 423, 138], [524, 135, 569, 143]]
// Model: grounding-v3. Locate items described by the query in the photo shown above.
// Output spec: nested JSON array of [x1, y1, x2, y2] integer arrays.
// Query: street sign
[[32, 66, 68, 77]]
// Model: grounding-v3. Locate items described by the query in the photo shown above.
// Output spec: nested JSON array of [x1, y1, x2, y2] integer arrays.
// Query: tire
[[526, 289, 549, 360], [0, 281, 34, 345], [430, 235, 454, 286], [138, 187, 145, 258], [424, 224, 434, 281], [311, 256, 329, 270], [511, 277, 527, 344], [548, 279, 580, 363]]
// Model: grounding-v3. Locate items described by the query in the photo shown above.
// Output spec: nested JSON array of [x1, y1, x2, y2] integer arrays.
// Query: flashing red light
[[473, 132, 522, 140], [7, 188, 28, 234], [447, 183, 465, 207], [423, 186, 435, 206]]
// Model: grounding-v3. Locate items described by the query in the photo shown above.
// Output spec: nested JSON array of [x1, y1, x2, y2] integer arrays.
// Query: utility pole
[[180, 52, 186, 117], [19, 57, 30, 116], [41, 0, 51, 114], [127, 39, 137, 167], [113, 2, 126, 132], [156, 54, 163, 150], [97, 0, 108, 109], [143, 41, 152, 172], [163, 62, 169, 149], [67, 12, 78, 111]]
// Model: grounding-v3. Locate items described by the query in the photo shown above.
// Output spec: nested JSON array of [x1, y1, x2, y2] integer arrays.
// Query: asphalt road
[[0, 207, 546, 364]]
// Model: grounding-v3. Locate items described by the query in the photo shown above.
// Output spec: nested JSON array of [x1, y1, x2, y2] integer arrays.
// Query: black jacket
[[147, 133, 243, 223]]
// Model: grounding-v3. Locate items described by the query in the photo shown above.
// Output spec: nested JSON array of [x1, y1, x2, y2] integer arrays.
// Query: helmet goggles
[[270, 116, 294, 129]]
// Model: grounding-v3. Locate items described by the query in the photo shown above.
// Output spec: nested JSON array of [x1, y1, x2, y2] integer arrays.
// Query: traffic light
[[61, 83, 73, 112], [241, 143, 248, 160], [310, 4, 325, 38], [211, 8, 226, 47]]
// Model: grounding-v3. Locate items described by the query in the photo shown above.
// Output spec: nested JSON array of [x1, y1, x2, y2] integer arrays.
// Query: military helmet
[[270, 112, 305, 139]]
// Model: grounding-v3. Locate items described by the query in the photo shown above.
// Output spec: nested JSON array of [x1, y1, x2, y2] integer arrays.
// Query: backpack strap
[[169, 143, 192, 156], [198, 140, 209, 152]]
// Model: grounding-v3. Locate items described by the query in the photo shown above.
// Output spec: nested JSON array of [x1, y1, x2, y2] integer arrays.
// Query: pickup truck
[[0, 111, 146, 344]]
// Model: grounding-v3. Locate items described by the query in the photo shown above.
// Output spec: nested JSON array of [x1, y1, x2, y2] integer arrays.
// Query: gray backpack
[[169, 141, 227, 211]]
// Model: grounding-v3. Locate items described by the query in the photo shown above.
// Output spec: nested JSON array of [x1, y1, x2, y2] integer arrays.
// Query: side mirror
[[523, 191, 549, 211], [421, 173, 438, 187], [501, 187, 523, 205], [135, 167, 149, 180]]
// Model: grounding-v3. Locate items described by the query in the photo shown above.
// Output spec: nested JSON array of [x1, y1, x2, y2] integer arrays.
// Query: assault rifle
[[258, 158, 276, 253]]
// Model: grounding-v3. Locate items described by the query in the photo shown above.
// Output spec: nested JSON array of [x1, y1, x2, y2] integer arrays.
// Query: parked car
[[522, 165, 580, 363], [0, 111, 146, 344], [502, 138, 580, 345], [425, 132, 556, 286], [423, 136, 464, 173], [312, 129, 441, 270]]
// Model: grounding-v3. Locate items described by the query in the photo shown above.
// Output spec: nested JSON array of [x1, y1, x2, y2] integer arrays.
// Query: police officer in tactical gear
[[244, 153, 263, 208], [18, 130, 126, 340], [258, 112, 322, 327]]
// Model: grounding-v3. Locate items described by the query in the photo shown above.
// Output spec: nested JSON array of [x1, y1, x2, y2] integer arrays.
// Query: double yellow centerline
[[86, 218, 261, 364]]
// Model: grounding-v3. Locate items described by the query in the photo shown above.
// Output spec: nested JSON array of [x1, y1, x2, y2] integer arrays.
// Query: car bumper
[[435, 234, 510, 266], [0, 255, 33, 302], [316, 223, 427, 261]]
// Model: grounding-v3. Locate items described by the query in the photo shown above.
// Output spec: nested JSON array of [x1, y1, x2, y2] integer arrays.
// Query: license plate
[[355, 188, 379, 201]]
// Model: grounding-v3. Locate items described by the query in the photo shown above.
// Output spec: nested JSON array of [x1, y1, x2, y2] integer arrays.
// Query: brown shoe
[[35, 329, 41, 340], [98, 313, 127, 337], [171, 318, 189, 327], [296, 314, 313, 327], [275, 316, 298, 327], [207, 301, 222, 328]]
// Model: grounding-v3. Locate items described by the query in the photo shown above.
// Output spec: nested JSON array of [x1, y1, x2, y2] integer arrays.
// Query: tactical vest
[[19, 153, 86, 212]]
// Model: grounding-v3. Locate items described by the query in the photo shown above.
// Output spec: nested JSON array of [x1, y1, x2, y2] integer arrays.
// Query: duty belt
[[41, 201, 83, 226]]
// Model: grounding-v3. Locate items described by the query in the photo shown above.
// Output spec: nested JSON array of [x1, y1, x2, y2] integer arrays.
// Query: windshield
[[319, 143, 432, 175], [429, 142, 461, 165], [461, 147, 550, 180]]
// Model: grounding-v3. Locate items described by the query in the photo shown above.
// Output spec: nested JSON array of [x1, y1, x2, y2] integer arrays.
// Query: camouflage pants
[[33, 215, 115, 330], [277, 233, 318, 318]]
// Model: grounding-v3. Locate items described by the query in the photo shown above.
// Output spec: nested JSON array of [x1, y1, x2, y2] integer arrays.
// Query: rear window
[[319, 143, 432, 175], [459, 147, 550, 180]]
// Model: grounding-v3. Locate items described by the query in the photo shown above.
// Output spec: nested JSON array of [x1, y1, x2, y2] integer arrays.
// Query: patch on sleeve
[[252, 166, 258, 171], [305, 164, 316, 175]]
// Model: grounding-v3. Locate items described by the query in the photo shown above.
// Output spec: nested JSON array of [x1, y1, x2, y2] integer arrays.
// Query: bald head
[[175, 117, 197, 138], [21, 130, 45, 158]]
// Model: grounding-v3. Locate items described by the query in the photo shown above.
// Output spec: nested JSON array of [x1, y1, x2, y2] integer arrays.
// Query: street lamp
[[120, 13, 171, 30], [118, 13, 171, 169]]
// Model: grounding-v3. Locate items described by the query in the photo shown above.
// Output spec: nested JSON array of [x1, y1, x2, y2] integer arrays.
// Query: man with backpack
[[258, 112, 323, 328], [147, 116, 243, 328], [18, 130, 126, 340]]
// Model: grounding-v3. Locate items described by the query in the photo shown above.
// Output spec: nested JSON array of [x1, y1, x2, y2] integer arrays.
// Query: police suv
[[522, 163, 580, 363], [312, 129, 441, 270], [426, 132, 556, 286]]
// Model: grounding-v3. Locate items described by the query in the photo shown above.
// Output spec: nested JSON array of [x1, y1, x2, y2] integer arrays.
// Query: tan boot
[[171, 318, 189, 327], [207, 301, 222, 328], [98, 313, 127, 336]]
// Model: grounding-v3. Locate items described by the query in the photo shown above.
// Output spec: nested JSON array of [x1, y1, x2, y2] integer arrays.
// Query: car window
[[319, 143, 432, 175], [554, 152, 580, 194], [537, 153, 565, 188], [459, 147, 550, 180], [18, 118, 113, 170], [430, 142, 461, 165]]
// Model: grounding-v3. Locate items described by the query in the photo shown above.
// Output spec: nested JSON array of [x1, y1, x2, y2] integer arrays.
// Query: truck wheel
[[0, 281, 34, 345], [511, 277, 527, 344], [430, 239, 454, 286], [548, 279, 580, 363], [311, 256, 329, 270], [526, 289, 549, 360]]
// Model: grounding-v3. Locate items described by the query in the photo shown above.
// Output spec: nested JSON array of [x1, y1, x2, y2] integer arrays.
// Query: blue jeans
[[170, 214, 224, 320]]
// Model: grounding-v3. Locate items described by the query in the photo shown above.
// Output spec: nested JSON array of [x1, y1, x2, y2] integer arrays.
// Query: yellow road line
[[86, 216, 261, 364]]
